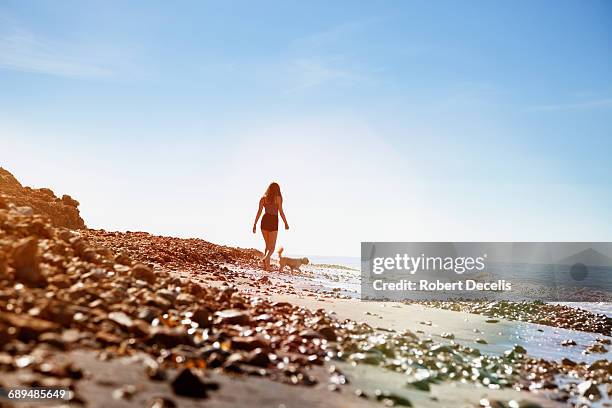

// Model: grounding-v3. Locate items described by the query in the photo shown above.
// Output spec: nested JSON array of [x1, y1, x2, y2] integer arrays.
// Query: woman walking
[[252, 182, 289, 271]]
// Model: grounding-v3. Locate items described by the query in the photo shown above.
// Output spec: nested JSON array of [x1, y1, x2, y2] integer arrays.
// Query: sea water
[[303, 256, 612, 362]]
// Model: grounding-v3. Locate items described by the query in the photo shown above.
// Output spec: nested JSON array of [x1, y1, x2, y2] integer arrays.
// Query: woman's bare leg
[[259, 249, 269, 267], [261, 230, 272, 271], [265, 231, 278, 271]]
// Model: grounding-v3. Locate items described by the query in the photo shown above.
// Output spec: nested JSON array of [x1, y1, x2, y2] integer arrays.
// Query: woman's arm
[[253, 198, 264, 233], [278, 197, 289, 230]]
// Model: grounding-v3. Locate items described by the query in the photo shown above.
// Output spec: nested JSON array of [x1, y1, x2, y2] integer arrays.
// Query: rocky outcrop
[[0, 167, 85, 229]]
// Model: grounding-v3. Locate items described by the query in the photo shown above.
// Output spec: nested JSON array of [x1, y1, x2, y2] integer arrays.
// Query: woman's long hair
[[264, 182, 282, 203]]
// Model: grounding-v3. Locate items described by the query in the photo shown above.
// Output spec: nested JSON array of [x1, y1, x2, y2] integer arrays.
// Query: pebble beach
[[0, 167, 610, 408]]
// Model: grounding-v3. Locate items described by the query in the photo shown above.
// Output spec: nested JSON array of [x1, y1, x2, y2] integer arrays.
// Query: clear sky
[[1, 1, 611, 256]]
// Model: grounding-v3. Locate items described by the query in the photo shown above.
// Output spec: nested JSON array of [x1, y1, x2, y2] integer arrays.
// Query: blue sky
[[1, 1, 611, 256]]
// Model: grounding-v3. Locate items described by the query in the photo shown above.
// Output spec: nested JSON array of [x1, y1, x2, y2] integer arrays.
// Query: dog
[[277, 247, 309, 273]]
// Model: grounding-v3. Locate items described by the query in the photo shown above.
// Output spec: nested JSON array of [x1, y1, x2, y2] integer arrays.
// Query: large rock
[[131, 263, 156, 284], [0, 167, 86, 229], [0, 312, 60, 341], [170, 368, 217, 398], [146, 327, 193, 348], [11, 237, 46, 287]]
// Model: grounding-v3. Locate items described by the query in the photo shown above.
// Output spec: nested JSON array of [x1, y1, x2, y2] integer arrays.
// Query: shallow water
[[450, 316, 612, 363], [302, 263, 612, 363], [510, 321, 612, 362]]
